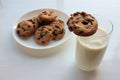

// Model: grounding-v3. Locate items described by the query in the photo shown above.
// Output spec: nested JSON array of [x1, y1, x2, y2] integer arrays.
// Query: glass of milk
[[76, 15, 113, 71]]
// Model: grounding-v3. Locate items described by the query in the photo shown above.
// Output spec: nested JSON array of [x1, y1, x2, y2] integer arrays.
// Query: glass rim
[[95, 17, 113, 37]]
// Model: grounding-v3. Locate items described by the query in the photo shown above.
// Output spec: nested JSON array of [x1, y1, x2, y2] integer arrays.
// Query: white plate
[[12, 9, 72, 50]]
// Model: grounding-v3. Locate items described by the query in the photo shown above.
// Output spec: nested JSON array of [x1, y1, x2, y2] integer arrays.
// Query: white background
[[0, 0, 120, 80]]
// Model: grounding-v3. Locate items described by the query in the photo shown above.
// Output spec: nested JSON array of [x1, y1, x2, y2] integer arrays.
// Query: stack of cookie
[[16, 10, 65, 45]]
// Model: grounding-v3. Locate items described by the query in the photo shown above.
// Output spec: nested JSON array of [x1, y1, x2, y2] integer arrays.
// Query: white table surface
[[0, 0, 120, 80]]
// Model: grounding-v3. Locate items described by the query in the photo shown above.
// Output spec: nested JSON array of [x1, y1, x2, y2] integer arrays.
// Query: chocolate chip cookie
[[34, 26, 53, 45], [16, 20, 36, 37], [38, 10, 57, 23], [67, 12, 98, 36]]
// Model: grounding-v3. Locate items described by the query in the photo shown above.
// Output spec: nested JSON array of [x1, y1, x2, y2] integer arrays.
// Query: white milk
[[76, 28, 109, 71]]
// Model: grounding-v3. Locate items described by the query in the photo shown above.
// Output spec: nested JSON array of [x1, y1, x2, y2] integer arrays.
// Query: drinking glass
[[76, 14, 113, 71]]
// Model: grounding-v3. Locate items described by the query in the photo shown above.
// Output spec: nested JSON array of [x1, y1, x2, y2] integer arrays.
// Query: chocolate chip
[[86, 19, 94, 25], [80, 12, 86, 17], [53, 32, 57, 36], [45, 31, 48, 34], [73, 13, 78, 16], [42, 11, 47, 15], [75, 21, 79, 24], [73, 12, 80, 16], [42, 41, 45, 43], [79, 31, 83, 34], [28, 26, 30, 28], [22, 35, 25, 37], [87, 18, 94, 22], [49, 29, 52, 31], [59, 29, 64, 34], [28, 20, 35, 24], [82, 21, 89, 25], [54, 30, 58, 34], [39, 35, 43, 38], [59, 20, 64, 23], [17, 25, 20, 28], [70, 17, 73, 20], [17, 30, 20, 34], [41, 28, 44, 31], [22, 27, 25, 31], [28, 19, 32, 22], [32, 22, 35, 24], [67, 20, 70, 25], [69, 26, 73, 31], [37, 37, 40, 40], [33, 25, 36, 28], [72, 22, 74, 24], [90, 22, 93, 25], [55, 25, 60, 29]]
